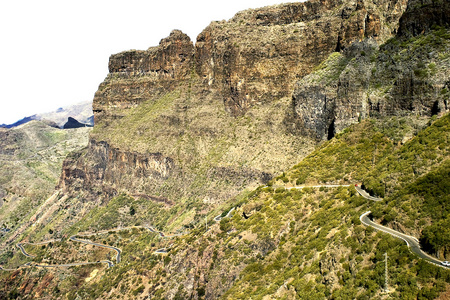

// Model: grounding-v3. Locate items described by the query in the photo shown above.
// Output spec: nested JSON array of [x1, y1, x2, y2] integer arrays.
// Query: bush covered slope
[[1, 0, 449, 298], [2, 112, 448, 299]]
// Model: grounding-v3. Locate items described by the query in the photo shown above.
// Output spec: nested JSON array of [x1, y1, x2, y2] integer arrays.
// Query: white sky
[[0, 0, 302, 125]]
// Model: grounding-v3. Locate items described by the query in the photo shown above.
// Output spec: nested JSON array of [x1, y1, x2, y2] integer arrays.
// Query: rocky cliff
[[94, 0, 409, 122], [292, 0, 450, 139], [59, 139, 175, 199], [3, 0, 450, 299], [93, 30, 195, 126], [195, 0, 407, 115], [61, 0, 423, 206]]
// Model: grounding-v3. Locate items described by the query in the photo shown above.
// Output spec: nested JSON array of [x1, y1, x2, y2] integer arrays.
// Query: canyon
[[0, 0, 449, 299]]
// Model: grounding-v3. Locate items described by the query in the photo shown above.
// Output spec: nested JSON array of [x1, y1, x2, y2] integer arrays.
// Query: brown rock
[[292, 0, 449, 140], [93, 30, 194, 125], [59, 139, 175, 199], [398, 0, 450, 37]]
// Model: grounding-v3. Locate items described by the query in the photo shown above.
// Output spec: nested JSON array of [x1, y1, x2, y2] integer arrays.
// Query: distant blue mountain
[[1, 101, 93, 129], [63, 117, 93, 129], [0, 115, 39, 128]]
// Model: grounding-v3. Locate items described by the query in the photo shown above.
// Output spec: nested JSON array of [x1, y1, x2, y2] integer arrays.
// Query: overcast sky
[[0, 0, 302, 125]]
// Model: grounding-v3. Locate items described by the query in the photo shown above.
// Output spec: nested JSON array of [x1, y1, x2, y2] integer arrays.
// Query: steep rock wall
[[63, 0, 416, 202], [194, 0, 407, 115], [93, 30, 195, 126], [94, 0, 409, 123], [292, 0, 450, 140], [59, 139, 175, 199]]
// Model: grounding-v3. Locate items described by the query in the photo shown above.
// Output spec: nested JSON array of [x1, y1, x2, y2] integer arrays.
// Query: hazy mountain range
[[1, 101, 93, 129]]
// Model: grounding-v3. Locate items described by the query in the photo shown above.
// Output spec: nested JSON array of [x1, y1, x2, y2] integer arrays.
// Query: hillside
[[0, 121, 91, 248], [1, 113, 448, 299], [0, 0, 449, 299], [60, 0, 413, 208]]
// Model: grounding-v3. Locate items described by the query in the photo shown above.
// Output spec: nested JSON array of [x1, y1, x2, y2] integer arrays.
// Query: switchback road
[[356, 186, 448, 269], [4, 224, 187, 271], [355, 186, 383, 201], [214, 207, 235, 222], [6, 184, 446, 272], [360, 211, 446, 267], [69, 235, 121, 264]]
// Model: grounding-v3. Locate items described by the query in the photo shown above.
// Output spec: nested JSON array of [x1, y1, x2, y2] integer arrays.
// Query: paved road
[[0, 262, 33, 271], [8, 184, 448, 272], [355, 186, 383, 201], [154, 248, 168, 254], [8, 224, 187, 270], [360, 211, 447, 268], [16, 239, 63, 258], [356, 186, 448, 269], [69, 235, 121, 264], [286, 184, 351, 190], [214, 207, 235, 222], [16, 243, 34, 258]]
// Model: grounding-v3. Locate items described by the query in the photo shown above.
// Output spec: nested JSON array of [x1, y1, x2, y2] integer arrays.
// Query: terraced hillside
[[0, 0, 449, 298]]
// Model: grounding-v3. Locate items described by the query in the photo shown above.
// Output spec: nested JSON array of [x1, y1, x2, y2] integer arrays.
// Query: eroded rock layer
[[292, 0, 450, 139], [94, 0, 409, 123], [62, 0, 449, 203]]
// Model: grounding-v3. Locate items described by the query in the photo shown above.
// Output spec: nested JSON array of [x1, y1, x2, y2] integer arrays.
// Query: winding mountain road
[[3, 224, 187, 271], [69, 235, 121, 264], [356, 185, 448, 269], [16, 243, 34, 258], [355, 186, 383, 201], [359, 211, 444, 267], [287, 184, 351, 190], [214, 207, 235, 222], [5, 184, 447, 272], [16, 239, 62, 258]]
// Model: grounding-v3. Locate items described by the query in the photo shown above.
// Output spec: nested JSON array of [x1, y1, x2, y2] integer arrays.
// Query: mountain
[[38, 101, 94, 128], [0, 116, 48, 129], [61, 0, 412, 205], [0, 121, 91, 249], [0, 0, 449, 299], [0, 101, 93, 129], [63, 117, 93, 129]]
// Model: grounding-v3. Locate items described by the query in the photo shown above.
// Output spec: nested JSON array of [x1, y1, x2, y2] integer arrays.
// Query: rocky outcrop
[[292, 40, 378, 140], [398, 0, 450, 37], [93, 0, 409, 123], [63, 117, 91, 129], [62, 0, 450, 204], [292, 0, 450, 140], [59, 139, 175, 198], [195, 0, 407, 115], [58, 0, 423, 204], [93, 30, 195, 126]]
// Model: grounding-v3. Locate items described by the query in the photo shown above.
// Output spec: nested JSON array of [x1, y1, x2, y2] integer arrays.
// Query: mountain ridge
[[0, 0, 449, 298], [1, 101, 93, 129]]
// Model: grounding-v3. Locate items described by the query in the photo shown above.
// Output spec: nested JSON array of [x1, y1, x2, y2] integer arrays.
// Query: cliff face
[[61, 0, 449, 207], [292, 0, 450, 139], [59, 139, 175, 199], [61, 0, 418, 202], [195, 0, 407, 115], [93, 30, 195, 126], [93, 0, 408, 122], [398, 0, 450, 37]]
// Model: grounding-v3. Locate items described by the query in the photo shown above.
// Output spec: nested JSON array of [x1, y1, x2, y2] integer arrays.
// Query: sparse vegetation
[[1, 3, 449, 299]]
